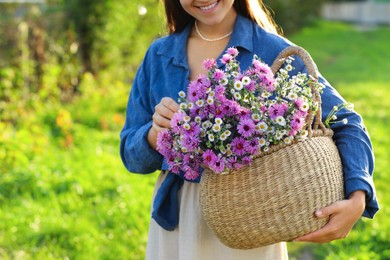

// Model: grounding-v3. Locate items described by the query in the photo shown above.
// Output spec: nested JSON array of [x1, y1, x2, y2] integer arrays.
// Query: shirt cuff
[[131, 121, 163, 173], [344, 175, 379, 218]]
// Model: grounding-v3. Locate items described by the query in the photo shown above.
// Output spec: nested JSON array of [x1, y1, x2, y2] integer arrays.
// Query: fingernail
[[315, 210, 323, 217]]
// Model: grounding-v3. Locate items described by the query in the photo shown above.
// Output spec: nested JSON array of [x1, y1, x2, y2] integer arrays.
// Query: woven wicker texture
[[199, 46, 345, 249]]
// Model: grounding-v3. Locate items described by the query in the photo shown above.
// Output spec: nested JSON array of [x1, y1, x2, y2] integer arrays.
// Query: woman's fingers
[[294, 195, 364, 243], [153, 97, 179, 129]]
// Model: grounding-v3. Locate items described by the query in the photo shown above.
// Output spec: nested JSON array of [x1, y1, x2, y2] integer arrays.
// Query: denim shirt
[[120, 15, 379, 231]]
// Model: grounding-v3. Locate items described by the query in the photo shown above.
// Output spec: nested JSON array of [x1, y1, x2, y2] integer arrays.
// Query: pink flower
[[237, 118, 256, 138], [227, 47, 239, 57], [268, 103, 288, 119], [213, 69, 225, 81], [220, 54, 232, 64], [231, 137, 247, 156], [170, 111, 186, 131], [202, 149, 218, 167], [290, 113, 305, 132], [241, 156, 253, 166], [203, 58, 216, 70], [252, 60, 272, 75], [210, 156, 226, 173], [246, 138, 260, 155]]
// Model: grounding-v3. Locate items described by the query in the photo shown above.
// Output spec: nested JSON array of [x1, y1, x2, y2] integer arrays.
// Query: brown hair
[[162, 0, 281, 35]]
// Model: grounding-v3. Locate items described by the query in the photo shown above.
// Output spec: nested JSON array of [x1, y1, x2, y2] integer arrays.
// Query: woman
[[120, 0, 379, 259]]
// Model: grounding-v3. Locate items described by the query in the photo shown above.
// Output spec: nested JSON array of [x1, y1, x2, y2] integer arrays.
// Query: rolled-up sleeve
[[120, 49, 163, 174]]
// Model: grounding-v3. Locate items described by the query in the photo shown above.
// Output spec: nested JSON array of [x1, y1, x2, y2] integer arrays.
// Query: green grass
[[1, 21, 389, 259]]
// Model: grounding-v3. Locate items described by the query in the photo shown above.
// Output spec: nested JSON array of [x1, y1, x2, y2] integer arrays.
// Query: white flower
[[215, 118, 223, 125], [207, 97, 214, 105], [187, 102, 194, 109], [220, 77, 229, 86], [234, 92, 241, 100], [181, 147, 188, 153], [256, 122, 268, 132], [220, 133, 227, 141], [288, 92, 298, 100], [195, 116, 201, 123], [178, 91, 186, 98], [261, 92, 272, 98], [296, 130, 308, 141], [180, 103, 187, 109], [183, 116, 191, 122], [342, 118, 348, 124], [234, 81, 243, 91], [242, 76, 251, 85], [202, 121, 208, 129], [196, 100, 204, 107], [276, 116, 286, 126], [285, 64, 293, 71], [279, 69, 288, 76], [183, 123, 191, 130], [259, 138, 266, 147], [208, 134, 215, 142], [346, 103, 354, 111], [251, 113, 260, 121], [332, 115, 337, 120], [212, 124, 222, 132], [223, 130, 232, 136], [284, 136, 293, 145], [232, 71, 239, 77], [301, 102, 309, 112], [275, 131, 283, 140]]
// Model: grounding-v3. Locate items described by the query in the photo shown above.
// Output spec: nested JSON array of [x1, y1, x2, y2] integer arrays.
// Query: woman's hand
[[294, 190, 366, 243], [147, 97, 179, 149]]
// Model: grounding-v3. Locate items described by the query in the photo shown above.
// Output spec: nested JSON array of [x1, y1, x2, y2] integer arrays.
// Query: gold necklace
[[194, 20, 233, 42]]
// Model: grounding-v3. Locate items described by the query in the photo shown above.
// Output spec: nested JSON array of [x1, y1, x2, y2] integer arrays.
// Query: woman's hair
[[162, 0, 281, 35]]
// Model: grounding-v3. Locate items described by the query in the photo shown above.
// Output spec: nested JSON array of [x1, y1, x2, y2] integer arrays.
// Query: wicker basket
[[199, 46, 344, 249]]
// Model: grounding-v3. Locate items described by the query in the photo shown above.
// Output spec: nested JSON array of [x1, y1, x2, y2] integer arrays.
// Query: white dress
[[146, 172, 289, 260]]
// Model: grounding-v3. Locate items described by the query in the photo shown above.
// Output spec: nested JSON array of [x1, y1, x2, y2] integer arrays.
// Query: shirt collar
[[156, 14, 255, 68]]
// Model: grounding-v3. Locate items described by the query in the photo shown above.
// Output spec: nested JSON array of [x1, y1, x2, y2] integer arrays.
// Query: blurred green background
[[0, 0, 389, 259]]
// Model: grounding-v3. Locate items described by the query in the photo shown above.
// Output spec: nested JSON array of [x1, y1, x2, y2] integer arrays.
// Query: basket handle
[[270, 46, 327, 137]]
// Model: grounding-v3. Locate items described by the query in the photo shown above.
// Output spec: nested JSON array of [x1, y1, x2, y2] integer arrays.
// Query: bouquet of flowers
[[156, 47, 324, 180]]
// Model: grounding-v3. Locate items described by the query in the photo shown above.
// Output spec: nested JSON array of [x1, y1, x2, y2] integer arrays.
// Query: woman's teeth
[[199, 1, 218, 11]]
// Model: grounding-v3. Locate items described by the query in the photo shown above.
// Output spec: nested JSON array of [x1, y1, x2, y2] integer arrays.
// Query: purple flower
[[203, 58, 216, 70], [203, 149, 218, 167], [231, 137, 247, 156], [246, 138, 260, 155], [170, 111, 186, 131], [156, 130, 173, 157], [220, 54, 232, 64], [252, 59, 272, 75], [187, 81, 202, 102], [241, 156, 253, 166], [290, 113, 305, 132], [227, 47, 239, 57], [213, 69, 225, 81], [268, 103, 288, 119], [237, 118, 255, 138], [210, 156, 226, 173]]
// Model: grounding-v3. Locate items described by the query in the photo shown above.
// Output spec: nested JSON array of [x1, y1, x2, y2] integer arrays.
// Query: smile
[[198, 1, 219, 12]]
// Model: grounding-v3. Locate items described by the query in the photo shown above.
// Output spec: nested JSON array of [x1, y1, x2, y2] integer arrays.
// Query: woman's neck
[[195, 9, 237, 40]]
